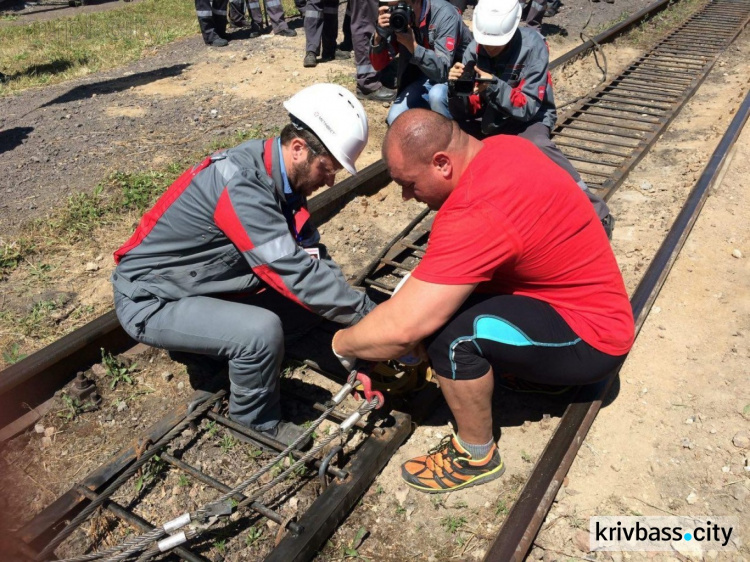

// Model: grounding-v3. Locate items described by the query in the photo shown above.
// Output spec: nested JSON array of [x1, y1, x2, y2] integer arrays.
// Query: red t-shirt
[[413, 135, 634, 356]]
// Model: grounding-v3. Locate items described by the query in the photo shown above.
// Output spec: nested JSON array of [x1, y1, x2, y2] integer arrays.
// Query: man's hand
[[373, 6, 391, 44], [395, 27, 418, 53], [376, 6, 391, 28], [474, 66, 494, 94], [332, 331, 357, 372], [448, 62, 465, 82]]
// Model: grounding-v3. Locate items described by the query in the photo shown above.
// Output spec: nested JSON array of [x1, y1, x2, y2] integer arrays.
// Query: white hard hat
[[283, 83, 369, 175], [472, 0, 522, 46]]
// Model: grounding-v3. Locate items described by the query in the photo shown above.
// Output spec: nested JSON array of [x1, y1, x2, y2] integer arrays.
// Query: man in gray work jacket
[[112, 84, 373, 446], [446, 0, 613, 232], [370, 0, 471, 124]]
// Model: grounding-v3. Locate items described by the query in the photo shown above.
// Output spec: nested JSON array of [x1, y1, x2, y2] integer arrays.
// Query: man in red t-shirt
[[332, 109, 634, 493]]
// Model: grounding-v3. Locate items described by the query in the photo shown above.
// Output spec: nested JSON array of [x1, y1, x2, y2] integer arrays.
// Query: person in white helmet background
[[111, 84, 375, 447], [447, 0, 614, 236]]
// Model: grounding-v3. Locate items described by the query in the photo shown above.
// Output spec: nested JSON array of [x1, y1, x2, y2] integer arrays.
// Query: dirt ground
[[1, 0, 749, 560]]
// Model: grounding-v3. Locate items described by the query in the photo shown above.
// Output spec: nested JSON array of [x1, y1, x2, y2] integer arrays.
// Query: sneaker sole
[[402, 461, 506, 494]]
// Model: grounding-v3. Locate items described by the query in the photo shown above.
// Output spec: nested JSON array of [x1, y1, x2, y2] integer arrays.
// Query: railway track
[[2, 0, 750, 559]]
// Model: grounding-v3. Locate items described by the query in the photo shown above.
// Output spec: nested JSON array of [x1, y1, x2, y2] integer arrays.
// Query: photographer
[[447, 0, 613, 231], [370, 0, 471, 125]]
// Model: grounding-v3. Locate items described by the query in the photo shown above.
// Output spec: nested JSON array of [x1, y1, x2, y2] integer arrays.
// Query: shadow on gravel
[[40, 63, 190, 107], [418, 373, 621, 439], [0, 126, 33, 154], [6, 58, 79, 82], [541, 22, 568, 37]]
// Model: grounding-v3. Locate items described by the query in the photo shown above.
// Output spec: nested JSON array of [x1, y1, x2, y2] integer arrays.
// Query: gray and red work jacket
[[111, 138, 375, 326], [448, 27, 557, 135], [369, 0, 471, 93]]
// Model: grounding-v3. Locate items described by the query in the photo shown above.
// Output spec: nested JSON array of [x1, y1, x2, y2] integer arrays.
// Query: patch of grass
[[18, 299, 58, 337], [440, 515, 466, 534], [0, 0, 198, 94], [134, 455, 165, 494], [111, 170, 168, 213], [205, 420, 219, 437], [0, 13, 19, 21], [0, 237, 36, 278], [101, 348, 138, 389], [342, 527, 368, 559], [213, 539, 226, 554], [208, 126, 264, 152], [219, 433, 236, 453], [326, 70, 356, 87], [177, 474, 190, 487], [495, 499, 508, 516], [56, 392, 90, 422], [245, 526, 264, 546], [2, 342, 27, 365]]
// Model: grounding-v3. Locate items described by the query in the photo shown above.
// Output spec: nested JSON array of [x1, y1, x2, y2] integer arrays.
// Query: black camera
[[389, 2, 413, 34]]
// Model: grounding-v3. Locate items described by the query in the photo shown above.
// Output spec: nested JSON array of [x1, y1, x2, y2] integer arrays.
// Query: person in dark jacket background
[[370, 0, 471, 124], [112, 84, 373, 447]]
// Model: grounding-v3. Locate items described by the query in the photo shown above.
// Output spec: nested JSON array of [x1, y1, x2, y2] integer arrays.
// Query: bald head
[[381, 109, 483, 210], [383, 109, 457, 166]]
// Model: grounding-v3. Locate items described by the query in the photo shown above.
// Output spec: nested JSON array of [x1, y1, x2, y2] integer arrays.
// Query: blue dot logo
[[685, 533, 693, 541]]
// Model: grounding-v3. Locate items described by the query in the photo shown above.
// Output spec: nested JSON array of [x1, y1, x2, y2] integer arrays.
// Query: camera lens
[[389, 11, 408, 32]]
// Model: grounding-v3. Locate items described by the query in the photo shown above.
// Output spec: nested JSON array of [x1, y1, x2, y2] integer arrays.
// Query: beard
[[288, 158, 322, 197]]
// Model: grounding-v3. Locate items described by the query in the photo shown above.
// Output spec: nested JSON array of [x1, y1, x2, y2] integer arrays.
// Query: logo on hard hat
[[314, 111, 336, 136]]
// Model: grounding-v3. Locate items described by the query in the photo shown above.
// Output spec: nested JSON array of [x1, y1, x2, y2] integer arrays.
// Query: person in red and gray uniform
[[196, 0, 229, 47], [111, 84, 373, 446], [370, 0, 471, 124], [447, 0, 613, 232]]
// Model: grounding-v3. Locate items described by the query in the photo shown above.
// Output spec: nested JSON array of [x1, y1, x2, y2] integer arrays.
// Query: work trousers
[[304, 0, 339, 55], [387, 77, 451, 125], [228, 0, 249, 25], [114, 289, 320, 431], [512, 121, 610, 220], [196, 0, 228, 43], [245, 0, 289, 32], [351, 0, 381, 92], [521, 0, 547, 30]]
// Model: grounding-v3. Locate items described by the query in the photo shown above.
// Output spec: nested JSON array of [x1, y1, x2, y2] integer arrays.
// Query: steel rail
[[482, 77, 750, 562]]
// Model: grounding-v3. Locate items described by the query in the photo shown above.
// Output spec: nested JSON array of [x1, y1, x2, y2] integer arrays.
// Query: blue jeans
[[386, 77, 451, 125]]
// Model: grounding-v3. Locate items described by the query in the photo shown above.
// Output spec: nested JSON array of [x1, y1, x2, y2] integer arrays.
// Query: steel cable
[[106, 395, 380, 562], [44, 391, 226, 562]]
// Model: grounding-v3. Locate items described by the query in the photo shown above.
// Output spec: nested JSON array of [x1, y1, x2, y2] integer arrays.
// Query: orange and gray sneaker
[[401, 435, 505, 493]]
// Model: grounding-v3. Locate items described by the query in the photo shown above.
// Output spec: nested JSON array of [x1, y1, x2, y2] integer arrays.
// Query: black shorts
[[425, 294, 627, 384]]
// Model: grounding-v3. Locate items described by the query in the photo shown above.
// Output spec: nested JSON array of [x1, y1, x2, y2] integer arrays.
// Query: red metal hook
[[353, 371, 384, 409]]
